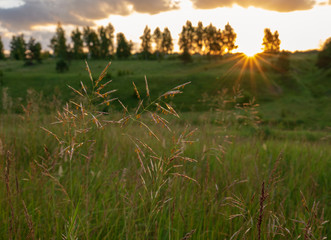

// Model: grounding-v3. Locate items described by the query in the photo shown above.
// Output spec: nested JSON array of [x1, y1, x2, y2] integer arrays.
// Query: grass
[[1, 52, 331, 128], [1, 114, 330, 239], [0, 56, 330, 239]]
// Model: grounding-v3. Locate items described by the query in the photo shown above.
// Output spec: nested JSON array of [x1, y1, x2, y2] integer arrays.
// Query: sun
[[243, 48, 260, 57]]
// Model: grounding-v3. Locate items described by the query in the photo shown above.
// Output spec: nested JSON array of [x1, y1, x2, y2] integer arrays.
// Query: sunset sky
[[0, 0, 331, 55]]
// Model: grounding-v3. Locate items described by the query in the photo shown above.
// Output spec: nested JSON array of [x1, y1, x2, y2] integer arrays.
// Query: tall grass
[[0, 61, 329, 239]]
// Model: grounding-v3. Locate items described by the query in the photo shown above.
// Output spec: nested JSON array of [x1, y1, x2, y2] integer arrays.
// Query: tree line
[[1, 20, 330, 68], [0, 21, 282, 61]]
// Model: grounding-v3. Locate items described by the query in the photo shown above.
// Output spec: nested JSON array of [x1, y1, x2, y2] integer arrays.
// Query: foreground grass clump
[[0, 62, 330, 239]]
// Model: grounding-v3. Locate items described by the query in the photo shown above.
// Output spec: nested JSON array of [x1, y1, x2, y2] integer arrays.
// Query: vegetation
[[262, 28, 281, 53], [1, 52, 330, 127], [0, 19, 330, 239], [98, 23, 115, 59], [0, 59, 329, 239], [56, 59, 69, 73], [222, 22, 238, 53], [140, 25, 153, 59], [10, 34, 27, 60], [83, 26, 101, 59], [71, 27, 84, 59], [25, 37, 42, 65], [116, 33, 132, 59], [50, 22, 68, 59], [0, 36, 5, 60], [161, 27, 173, 55], [317, 37, 331, 69]]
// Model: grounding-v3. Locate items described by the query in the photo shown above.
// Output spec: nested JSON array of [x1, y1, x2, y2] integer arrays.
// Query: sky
[[0, 0, 331, 55]]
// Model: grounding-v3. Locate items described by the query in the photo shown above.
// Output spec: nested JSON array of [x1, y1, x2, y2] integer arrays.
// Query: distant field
[[1, 52, 330, 129]]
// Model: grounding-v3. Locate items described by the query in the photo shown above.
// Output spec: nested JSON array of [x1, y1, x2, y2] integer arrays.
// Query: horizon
[[1, 0, 331, 54]]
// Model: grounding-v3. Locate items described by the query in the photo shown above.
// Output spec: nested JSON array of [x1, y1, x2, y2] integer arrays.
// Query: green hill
[[0, 52, 330, 129]]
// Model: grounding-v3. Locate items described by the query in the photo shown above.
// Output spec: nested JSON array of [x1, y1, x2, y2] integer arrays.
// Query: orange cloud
[[191, 0, 316, 12]]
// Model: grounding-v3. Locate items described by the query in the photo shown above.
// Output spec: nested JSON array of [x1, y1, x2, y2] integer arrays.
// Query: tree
[[83, 26, 100, 59], [25, 37, 42, 65], [71, 27, 84, 59], [105, 23, 115, 55], [222, 23, 237, 53], [116, 33, 132, 59], [0, 36, 5, 60], [140, 25, 152, 59], [178, 25, 191, 62], [179, 21, 195, 54], [50, 22, 68, 59], [262, 28, 281, 53], [99, 23, 115, 59], [317, 37, 331, 69], [193, 21, 204, 54], [178, 21, 196, 62], [10, 34, 26, 60], [203, 24, 223, 56], [153, 27, 162, 54], [161, 27, 173, 54]]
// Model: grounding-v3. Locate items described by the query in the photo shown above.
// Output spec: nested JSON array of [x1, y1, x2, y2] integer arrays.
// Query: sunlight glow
[[31, 24, 58, 32], [243, 49, 260, 57], [220, 53, 278, 95], [94, 3, 331, 53]]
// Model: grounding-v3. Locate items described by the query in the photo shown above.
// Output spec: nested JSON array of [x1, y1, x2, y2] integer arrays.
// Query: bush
[[56, 59, 69, 73], [180, 50, 192, 63], [276, 51, 290, 74], [317, 37, 331, 69], [0, 70, 3, 86]]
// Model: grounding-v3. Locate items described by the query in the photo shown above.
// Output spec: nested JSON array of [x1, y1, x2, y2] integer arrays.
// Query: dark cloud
[[191, 0, 316, 12], [0, 0, 178, 31]]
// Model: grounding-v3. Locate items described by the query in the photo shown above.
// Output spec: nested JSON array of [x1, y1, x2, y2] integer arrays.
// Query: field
[[0, 53, 330, 239]]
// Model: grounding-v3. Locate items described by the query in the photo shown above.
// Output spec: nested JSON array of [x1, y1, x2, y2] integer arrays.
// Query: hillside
[[0, 52, 330, 129]]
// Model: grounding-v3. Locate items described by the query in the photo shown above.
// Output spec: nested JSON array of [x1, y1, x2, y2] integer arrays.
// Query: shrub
[[56, 59, 69, 73], [276, 51, 290, 74], [317, 37, 331, 69], [0, 70, 3, 86]]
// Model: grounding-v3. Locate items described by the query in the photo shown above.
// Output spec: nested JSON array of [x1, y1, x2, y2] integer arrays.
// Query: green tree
[[161, 27, 173, 54], [262, 28, 281, 53], [153, 27, 162, 53], [71, 27, 84, 59], [83, 26, 100, 59], [222, 22, 237, 53], [140, 25, 152, 59], [178, 24, 191, 62], [99, 23, 114, 59], [25, 37, 42, 65], [203, 24, 223, 56], [0, 36, 5, 60], [50, 22, 68, 59], [116, 33, 132, 59], [179, 21, 195, 54], [10, 34, 26, 60], [317, 37, 331, 69], [193, 21, 204, 54]]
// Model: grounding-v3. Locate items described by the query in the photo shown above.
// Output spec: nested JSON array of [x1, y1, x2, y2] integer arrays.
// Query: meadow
[[0, 53, 330, 239]]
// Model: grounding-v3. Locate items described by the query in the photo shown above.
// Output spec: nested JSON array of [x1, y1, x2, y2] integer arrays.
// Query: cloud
[[191, 0, 317, 12], [0, 0, 178, 31]]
